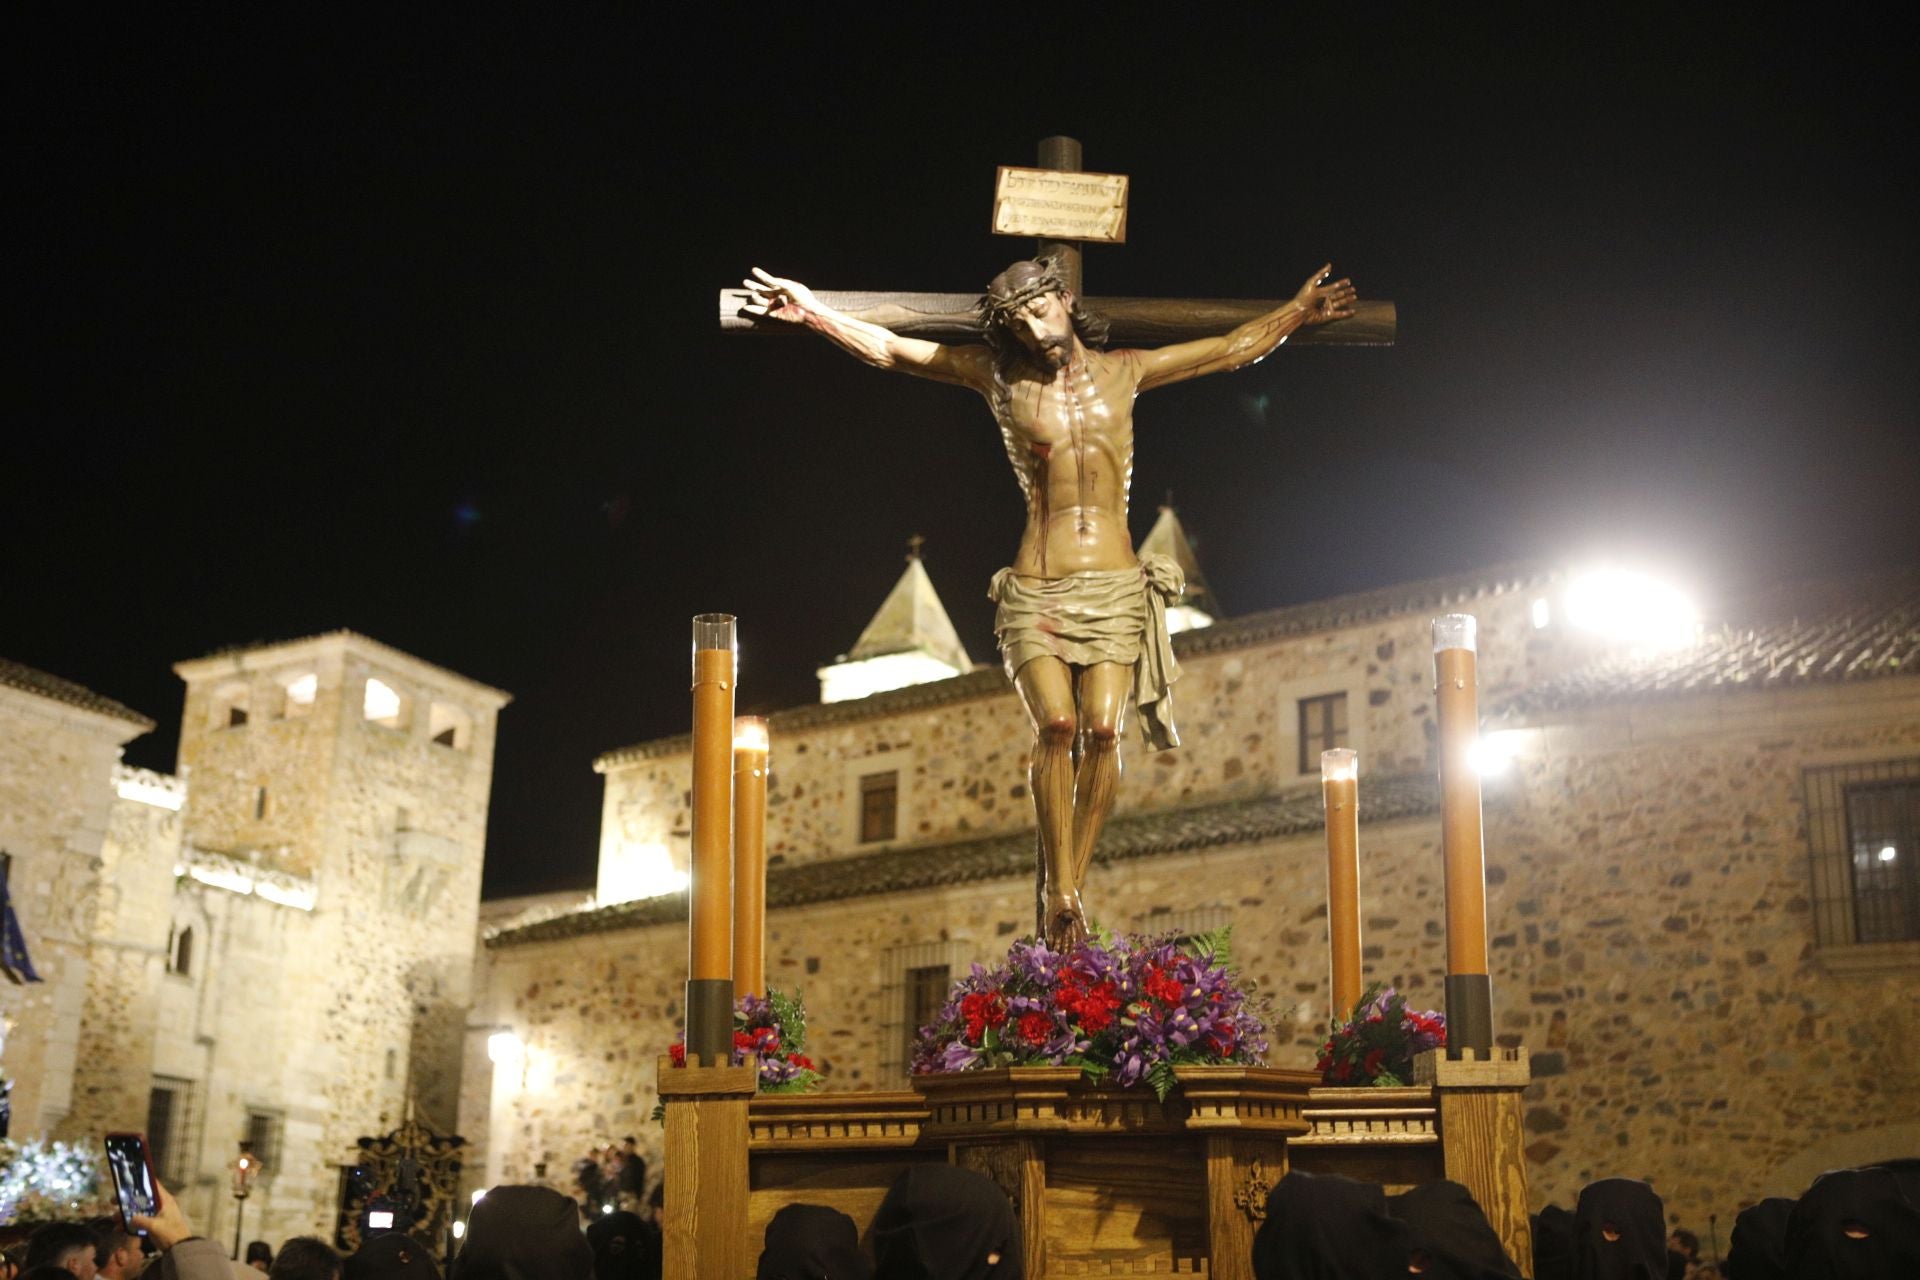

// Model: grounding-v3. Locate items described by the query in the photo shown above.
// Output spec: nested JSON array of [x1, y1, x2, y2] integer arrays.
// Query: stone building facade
[[471, 563, 1920, 1234], [1, 633, 507, 1244]]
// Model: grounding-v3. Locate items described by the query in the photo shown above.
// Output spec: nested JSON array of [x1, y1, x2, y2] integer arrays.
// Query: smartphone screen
[[367, 1210, 395, 1230], [103, 1132, 159, 1233]]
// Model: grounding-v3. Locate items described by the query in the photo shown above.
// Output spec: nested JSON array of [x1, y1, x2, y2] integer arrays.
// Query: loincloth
[[988, 554, 1184, 750]]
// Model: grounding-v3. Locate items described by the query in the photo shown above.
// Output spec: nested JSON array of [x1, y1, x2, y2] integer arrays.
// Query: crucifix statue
[[730, 139, 1385, 949]]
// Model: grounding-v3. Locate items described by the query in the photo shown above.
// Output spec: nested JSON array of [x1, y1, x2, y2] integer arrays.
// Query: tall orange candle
[[686, 614, 736, 1065], [731, 716, 770, 1001], [1321, 748, 1362, 1020], [1433, 613, 1493, 1056]]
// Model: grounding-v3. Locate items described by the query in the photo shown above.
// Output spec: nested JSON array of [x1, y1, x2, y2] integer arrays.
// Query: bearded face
[[1006, 290, 1077, 369]]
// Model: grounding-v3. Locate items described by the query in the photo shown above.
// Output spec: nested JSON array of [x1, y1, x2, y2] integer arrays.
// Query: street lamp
[[229, 1140, 261, 1259]]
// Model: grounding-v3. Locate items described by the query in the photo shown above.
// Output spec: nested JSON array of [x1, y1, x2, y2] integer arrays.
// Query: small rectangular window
[[860, 771, 899, 843], [1297, 693, 1350, 774], [244, 1110, 283, 1173], [904, 963, 950, 1068], [253, 786, 269, 820], [147, 1078, 194, 1183], [1806, 758, 1920, 946]]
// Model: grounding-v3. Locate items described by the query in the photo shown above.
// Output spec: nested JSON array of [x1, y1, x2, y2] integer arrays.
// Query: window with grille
[[146, 1078, 194, 1183], [860, 771, 899, 843], [1806, 758, 1920, 946], [1297, 693, 1350, 774], [245, 1109, 283, 1174], [904, 964, 951, 1066]]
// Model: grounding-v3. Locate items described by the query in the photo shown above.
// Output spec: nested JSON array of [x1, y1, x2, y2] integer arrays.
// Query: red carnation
[[787, 1053, 814, 1070], [669, 1043, 686, 1067], [1363, 1048, 1386, 1079], [1018, 1012, 1052, 1046], [734, 1030, 757, 1052]]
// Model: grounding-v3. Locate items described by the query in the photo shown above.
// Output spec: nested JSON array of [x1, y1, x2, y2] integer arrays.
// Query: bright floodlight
[[1564, 568, 1699, 647], [1321, 747, 1358, 782], [1470, 730, 1528, 777], [1880, 845, 1899, 863], [487, 1030, 524, 1066]]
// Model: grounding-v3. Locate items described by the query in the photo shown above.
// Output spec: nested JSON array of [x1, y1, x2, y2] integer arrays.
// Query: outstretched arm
[[1132, 264, 1357, 392], [741, 268, 992, 391]]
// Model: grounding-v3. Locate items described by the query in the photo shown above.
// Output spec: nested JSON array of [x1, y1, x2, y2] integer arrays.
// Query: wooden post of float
[[1432, 613, 1493, 1056], [686, 614, 737, 1066], [1320, 748, 1362, 1021], [731, 716, 770, 1001]]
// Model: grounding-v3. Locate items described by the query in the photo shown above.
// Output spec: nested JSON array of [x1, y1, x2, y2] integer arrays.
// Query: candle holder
[[686, 614, 738, 1066], [1320, 748, 1362, 1018], [732, 716, 770, 1001], [1433, 613, 1493, 1057]]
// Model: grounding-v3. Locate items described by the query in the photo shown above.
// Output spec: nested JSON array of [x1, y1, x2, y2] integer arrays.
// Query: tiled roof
[[489, 771, 1442, 948], [1497, 568, 1920, 717], [593, 560, 1555, 769], [0, 656, 155, 729]]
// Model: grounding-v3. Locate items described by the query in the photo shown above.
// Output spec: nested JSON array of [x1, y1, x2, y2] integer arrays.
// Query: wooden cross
[[719, 136, 1395, 348]]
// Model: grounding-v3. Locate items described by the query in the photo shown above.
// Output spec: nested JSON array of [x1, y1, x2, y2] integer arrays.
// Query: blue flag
[[1, 853, 43, 985]]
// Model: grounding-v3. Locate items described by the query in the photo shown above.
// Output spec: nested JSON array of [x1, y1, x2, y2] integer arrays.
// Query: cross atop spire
[[907, 533, 925, 561]]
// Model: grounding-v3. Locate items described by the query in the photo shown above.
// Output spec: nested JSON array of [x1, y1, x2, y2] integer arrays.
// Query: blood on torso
[[984, 348, 1140, 579]]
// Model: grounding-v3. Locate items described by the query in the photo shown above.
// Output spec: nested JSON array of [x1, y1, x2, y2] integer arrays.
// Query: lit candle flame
[[732, 716, 769, 754]]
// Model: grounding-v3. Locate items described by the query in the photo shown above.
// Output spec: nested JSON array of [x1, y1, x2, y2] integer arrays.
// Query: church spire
[[817, 538, 975, 703], [1138, 500, 1220, 632]]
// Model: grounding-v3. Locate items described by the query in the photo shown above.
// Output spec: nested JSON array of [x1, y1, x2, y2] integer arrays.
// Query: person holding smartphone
[[124, 1177, 232, 1280]]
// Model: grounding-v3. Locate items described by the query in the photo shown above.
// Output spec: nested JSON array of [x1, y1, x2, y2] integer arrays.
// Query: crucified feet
[[1015, 657, 1130, 949]]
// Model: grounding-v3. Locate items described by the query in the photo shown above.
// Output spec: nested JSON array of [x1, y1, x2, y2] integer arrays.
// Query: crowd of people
[[2, 1156, 1913, 1279]]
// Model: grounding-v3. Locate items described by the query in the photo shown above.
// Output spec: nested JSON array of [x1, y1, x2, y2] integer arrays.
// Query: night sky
[[11, 13, 1914, 898]]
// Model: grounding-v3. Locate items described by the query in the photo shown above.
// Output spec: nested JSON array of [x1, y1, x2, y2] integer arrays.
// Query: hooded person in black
[[1251, 1170, 1412, 1280], [1571, 1179, 1667, 1280], [1724, 1197, 1793, 1280], [871, 1165, 1019, 1280], [453, 1186, 593, 1280], [344, 1235, 442, 1280], [1387, 1180, 1520, 1279], [1784, 1164, 1920, 1279], [585, 1210, 659, 1280], [1532, 1205, 1575, 1280], [756, 1204, 871, 1280]]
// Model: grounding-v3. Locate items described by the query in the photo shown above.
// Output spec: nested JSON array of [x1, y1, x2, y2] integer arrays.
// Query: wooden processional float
[[658, 610, 1532, 1278]]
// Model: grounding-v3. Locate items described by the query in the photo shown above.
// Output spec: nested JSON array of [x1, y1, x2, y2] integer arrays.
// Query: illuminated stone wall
[[0, 685, 146, 1137]]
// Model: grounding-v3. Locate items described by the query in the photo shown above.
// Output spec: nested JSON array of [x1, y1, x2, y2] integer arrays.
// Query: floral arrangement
[[1315, 984, 1446, 1086], [0, 1137, 110, 1225], [665, 988, 822, 1093], [910, 928, 1271, 1101]]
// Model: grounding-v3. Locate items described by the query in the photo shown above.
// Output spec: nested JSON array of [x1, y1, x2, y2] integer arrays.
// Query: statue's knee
[[1035, 716, 1076, 751], [1082, 720, 1121, 752]]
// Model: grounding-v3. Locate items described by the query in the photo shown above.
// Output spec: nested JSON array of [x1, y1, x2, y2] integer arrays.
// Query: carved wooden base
[[662, 1054, 1533, 1278], [913, 1066, 1315, 1279]]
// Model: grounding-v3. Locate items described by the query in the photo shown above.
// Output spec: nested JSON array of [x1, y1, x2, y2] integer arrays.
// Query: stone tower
[[157, 632, 509, 1240]]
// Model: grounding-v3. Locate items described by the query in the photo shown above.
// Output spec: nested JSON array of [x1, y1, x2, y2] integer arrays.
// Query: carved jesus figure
[[743, 259, 1357, 946]]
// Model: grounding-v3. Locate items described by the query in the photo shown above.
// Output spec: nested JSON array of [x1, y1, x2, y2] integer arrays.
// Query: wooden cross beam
[[718, 136, 1395, 349]]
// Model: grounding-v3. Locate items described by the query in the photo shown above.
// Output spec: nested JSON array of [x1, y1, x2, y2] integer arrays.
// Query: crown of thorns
[[976, 258, 1070, 327]]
